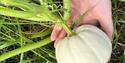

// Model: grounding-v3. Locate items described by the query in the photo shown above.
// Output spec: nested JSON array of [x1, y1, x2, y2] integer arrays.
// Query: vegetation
[[0, 0, 124, 63]]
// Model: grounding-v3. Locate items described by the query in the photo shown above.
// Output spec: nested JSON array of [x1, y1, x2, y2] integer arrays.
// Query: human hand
[[51, 0, 113, 41]]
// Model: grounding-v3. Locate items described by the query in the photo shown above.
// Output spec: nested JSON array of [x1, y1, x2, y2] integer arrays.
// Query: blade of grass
[[0, 32, 15, 41], [0, 41, 17, 49], [0, 37, 51, 62], [31, 50, 51, 62], [16, 19, 23, 47], [39, 48, 56, 60], [16, 18, 24, 63], [0, 18, 4, 29], [2, 25, 33, 43]]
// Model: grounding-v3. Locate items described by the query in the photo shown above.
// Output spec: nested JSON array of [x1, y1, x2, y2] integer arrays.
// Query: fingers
[[56, 30, 67, 41], [95, 1, 113, 39], [54, 30, 66, 47], [99, 18, 113, 39], [51, 17, 73, 41], [78, 12, 113, 39], [51, 0, 77, 42], [51, 25, 62, 41], [94, 2, 113, 39], [82, 13, 113, 39]]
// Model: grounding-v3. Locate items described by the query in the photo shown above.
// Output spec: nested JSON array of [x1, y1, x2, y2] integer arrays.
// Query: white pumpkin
[[55, 25, 112, 63]]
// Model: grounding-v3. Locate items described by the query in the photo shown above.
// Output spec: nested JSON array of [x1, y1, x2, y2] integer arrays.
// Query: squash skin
[[55, 25, 112, 63]]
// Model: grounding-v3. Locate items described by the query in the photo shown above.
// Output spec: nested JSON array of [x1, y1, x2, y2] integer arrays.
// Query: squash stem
[[59, 0, 72, 36], [57, 19, 73, 36]]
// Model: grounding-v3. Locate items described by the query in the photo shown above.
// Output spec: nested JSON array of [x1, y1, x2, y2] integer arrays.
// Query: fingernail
[[51, 35, 55, 41], [50, 37, 54, 41]]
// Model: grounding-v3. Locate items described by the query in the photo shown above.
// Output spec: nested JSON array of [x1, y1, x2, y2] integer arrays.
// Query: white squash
[[55, 25, 112, 63]]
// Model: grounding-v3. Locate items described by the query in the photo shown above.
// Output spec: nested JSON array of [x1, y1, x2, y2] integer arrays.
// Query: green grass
[[0, 0, 124, 63], [0, 0, 59, 63], [111, 0, 125, 63]]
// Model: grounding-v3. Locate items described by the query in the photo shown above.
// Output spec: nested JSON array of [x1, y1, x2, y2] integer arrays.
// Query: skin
[[51, 0, 113, 42]]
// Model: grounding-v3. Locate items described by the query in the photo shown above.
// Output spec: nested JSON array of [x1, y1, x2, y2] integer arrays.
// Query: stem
[[57, 19, 73, 36], [20, 54, 24, 63], [16, 19, 24, 63], [60, 0, 72, 36], [51, 12, 73, 36], [63, 0, 70, 21], [31, 29, 51, 38], [0, 6, 53, 22], [0, 37, 51, 62]]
